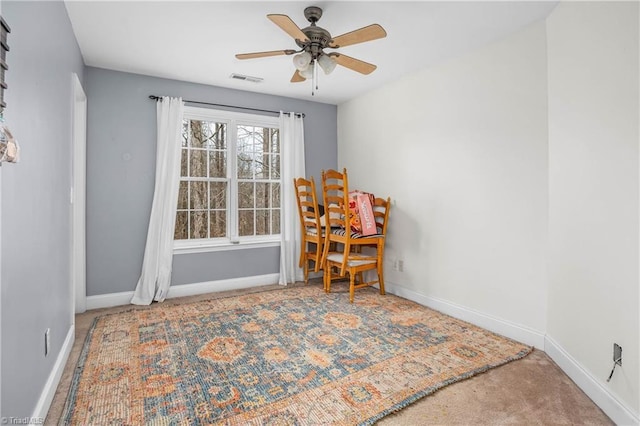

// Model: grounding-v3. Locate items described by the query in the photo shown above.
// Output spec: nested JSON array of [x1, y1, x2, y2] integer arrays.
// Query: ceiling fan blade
[[291, 70, 306, 83], [332, 53, 377, 75], [329, 24, 387, 48], [267, 14, 309, 42], [235, 49, 296, 60]]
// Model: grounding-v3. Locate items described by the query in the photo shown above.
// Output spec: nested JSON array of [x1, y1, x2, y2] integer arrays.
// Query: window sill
[[173, 239, 280, 255]]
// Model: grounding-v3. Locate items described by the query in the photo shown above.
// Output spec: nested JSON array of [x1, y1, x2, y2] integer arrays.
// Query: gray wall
[[85, 67, 337, 296], [1, 1, 84, 418]]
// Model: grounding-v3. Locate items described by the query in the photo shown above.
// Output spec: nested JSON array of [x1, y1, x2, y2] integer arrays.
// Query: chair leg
[[324, 263, 332, 293], [314, 242, 323, 273], [378, 263, 385, 295], [322, 265, 326, 291], [349, 271, 356, 303], [321, 237, 330, 270], [377, 242, 386, 295], [304, 259, 309, 284]]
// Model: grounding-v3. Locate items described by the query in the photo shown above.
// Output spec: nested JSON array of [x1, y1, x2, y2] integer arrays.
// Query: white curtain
[[131, 97, 184, 305], [279, 112, 306, 285]]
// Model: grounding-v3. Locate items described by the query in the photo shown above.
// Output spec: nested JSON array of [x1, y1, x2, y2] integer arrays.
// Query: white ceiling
[[64, 1, 558, 105]]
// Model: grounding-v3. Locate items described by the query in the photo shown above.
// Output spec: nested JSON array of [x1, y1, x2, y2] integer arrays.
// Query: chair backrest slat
[[294, 177, 322, 235]]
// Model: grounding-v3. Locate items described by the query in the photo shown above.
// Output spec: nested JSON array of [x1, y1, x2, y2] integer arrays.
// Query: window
[[174, 107, 281, 251]]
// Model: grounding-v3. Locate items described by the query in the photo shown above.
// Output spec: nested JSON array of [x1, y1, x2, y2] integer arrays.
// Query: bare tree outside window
[[175, 119, 227, 240], [237, 125, 280, 237], [175, 112, 281, 244]]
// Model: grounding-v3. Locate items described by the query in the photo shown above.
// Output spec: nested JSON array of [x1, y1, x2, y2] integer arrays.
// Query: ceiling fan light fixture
[[318, 54, 337, 75], [299, 61, 314, 79], [293, 51, 312, 71]]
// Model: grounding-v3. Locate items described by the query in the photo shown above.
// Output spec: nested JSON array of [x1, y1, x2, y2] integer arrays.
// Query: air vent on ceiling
[[230, 73, 263, 83]]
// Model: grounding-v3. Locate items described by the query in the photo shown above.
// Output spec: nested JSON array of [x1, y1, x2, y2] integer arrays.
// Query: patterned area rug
[[62, 285, 531, 425]]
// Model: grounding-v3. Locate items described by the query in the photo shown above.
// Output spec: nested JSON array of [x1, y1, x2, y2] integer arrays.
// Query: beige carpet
[[46, 281, 612, 425]]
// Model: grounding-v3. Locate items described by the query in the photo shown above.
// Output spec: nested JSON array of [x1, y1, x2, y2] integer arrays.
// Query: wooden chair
[[321, 168, 390, 303], [353, 196, 391, 283], [320, 168, 349, 273], [293, 176, 324, 283]]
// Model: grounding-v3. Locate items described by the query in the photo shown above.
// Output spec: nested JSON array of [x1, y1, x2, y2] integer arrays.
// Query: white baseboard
[[86, 273, 281, 310], [545, 335, 639, 426], [166, 273, 280, 299], [86, 290, 134, 310], [30, 325, 74, 425], [384, 281, 546, 349]]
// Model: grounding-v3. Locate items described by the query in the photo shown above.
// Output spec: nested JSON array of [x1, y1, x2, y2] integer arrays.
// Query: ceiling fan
[[235, 6, 387, 93]]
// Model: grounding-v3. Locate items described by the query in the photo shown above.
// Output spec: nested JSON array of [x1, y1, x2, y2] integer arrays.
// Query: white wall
[[547, 1, 639, 419], [338, 21, 549, 339], [339, 2, 640, 422], [1, 0, 85, 418]]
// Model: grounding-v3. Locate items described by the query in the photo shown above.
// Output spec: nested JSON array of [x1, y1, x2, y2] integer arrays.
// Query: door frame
[[71, 73, 87, 315]]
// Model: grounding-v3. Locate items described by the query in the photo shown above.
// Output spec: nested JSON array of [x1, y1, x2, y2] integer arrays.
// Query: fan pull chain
[[311, 58, 317, 96]]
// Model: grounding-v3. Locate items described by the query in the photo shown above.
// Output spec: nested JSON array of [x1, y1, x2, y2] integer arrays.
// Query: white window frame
[[174, 106, 281, 254]]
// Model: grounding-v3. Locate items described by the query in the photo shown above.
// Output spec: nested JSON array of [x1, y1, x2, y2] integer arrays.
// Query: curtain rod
[[148, 95, 305, 118]]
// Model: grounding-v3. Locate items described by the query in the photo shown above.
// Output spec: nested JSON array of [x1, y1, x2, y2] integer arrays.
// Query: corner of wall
[[545, 335, 639, 425]]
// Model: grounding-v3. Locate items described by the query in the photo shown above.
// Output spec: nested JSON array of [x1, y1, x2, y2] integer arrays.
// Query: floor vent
[[230, 73, 263, 83]]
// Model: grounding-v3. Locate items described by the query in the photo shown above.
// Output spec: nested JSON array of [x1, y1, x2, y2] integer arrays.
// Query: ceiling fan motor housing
[[294, 6, 333, 59], [297, 25, 332, 57]]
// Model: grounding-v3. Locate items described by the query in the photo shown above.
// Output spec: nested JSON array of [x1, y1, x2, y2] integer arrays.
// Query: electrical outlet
[[397, 260, 404, 272], [45, 328, 51, 357], [614, 343, 622, 366]]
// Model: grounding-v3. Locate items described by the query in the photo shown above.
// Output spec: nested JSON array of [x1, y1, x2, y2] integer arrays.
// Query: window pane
[[177, 181, 188, 209], [272, 209, 280, 234], [189, 181, 208, 209], [182, 120, 189, 148], [209, 150, 226, 178], [271, 129, 280, 153], [238, 210, 254, 236], [209, 182, 226, 209], [256, 128, 266, 154], [189, 120, 206, 148], [238, 182, 254, 208], [189, 211, 208, 239], [257, 128, 268, 156], [255, 183, 269, 208], [180, 148, 188, 176], [270, 154, 280, 179], [175, 211, 188, 240], [190, 150, 207, 177], [237, 126, 254, 153], [207, 122, 227, 150], [256, 153, 269, 179], [210, 210, 226, 238], [255, 209, 270, 235], [237, 154, 253, 179], [267, 129, 278, 152], [270, 183, 281, 208]]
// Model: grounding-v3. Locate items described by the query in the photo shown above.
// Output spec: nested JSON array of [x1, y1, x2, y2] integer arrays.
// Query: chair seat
[[326, 252, 377, 267], [330, 227, 384, 239]]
